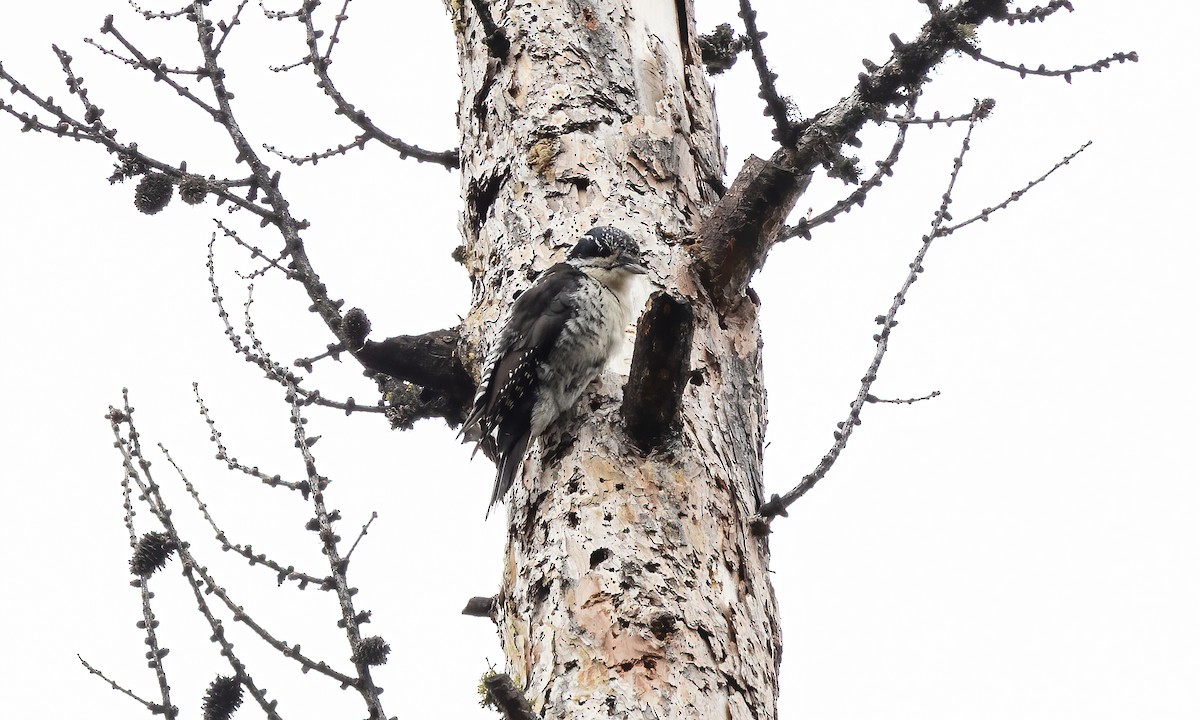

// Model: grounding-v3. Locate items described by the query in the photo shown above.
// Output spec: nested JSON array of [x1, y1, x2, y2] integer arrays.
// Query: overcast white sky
[[1, 1, 1197, 719]]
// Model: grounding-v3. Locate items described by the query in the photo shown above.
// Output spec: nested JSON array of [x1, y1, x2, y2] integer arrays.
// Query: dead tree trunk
[[452, 1, 781, 717]]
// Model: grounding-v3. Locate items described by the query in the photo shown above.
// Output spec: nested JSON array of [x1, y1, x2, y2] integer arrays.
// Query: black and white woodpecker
[[461, 226, 649, 514]]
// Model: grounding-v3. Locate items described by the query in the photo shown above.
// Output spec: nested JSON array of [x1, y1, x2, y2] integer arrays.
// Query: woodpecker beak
[[618, 257, 649, 274]]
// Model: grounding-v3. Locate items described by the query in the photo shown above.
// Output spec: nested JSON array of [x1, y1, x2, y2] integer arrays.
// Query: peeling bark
[[452, 0, 780, 718]]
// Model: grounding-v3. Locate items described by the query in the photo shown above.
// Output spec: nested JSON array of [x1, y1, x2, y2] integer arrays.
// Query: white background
[[1, 1, 1196, 718]]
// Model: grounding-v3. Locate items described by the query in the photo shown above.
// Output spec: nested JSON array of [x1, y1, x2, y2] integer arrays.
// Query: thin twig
[[286, 379, 389, 715], [100, 16, 223, 120], [779, 93, 920, 242], [322, 0, 354, 62], [965, 47, 1138, 83], [78, 655, 160, 713], [83, 38, 202, 75], [759, 112, 985, 524], [205, 237, 385, 416], [112, 392, 357, 699], [293, 5, 460, 167], [885, 97, 994, 127], [737, 0, 797, 145], [212, 1, 251, 57], [161, 442, 326, 588], [344, 512, 378, 564], [997, 1, 1075, 26], [935, 141, 1092, 237], [215, 219, 294, 278], [867, 390, 941, 405], [112, 401, 175, 717], [125, 0, 191, 21]]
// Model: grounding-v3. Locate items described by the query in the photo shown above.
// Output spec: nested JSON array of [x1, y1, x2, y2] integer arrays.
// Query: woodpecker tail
[[487, 431, 530, 518]]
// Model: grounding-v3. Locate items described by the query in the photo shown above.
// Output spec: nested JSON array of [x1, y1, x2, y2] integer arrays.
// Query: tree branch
[[297, 3, 460, 167], [696, 0, 1018, 307], [756, 117, 983, 526], [483, 673, 538, 720], [461, 596, 498, 620], [756, 113, 1090, 527], [998, 1, 1075, 25], [778, 93, 924, 242], [694, 156, 810, 309], [737, 0, 796, 144], [356, 328, 474, 409], [964, 47, 1138, 82]]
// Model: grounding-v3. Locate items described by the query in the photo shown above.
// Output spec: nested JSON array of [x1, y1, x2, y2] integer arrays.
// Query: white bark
[[452, 2, 781, 717]]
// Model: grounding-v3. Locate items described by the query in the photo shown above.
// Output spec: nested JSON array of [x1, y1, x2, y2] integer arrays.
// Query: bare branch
[[112, 413, 175, 717], [161, 441, 326, 588], [193, 383, 309, 494], [125, 1, 191, 21], [885, 97, 994, 127], [212, 1, 251, 57], [296, 3, 460, 168], [758, 121, 1091, 527], [965, 47, 1138, 82], [758, 111, 985, 526], [936, 140, 1091, 237], [264, 133, 373, 167], [696, 0, 1012, 306], [695, 156, 810, 308], [996, 1, 1075, 25], [100, 16, 222, 120], [737, 0, 796, 144], [779, 93, 923, 242], [77, 655, 160, 714], [111, 393, 285, 719], [697, 0, 1133, 306], [321, 0, 354, 62], [867, 390, 942, 405], [343, 512, 378, 564], [285, 379, 389, 715], [0, 57, 277, 222], [83, 37, 202, 75]]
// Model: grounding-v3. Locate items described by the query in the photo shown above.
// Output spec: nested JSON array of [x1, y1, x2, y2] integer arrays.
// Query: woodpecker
[[461, 226, 648, 514]]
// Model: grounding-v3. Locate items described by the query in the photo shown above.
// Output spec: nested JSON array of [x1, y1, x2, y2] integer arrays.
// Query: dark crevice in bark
[[468, 170, 508, 234], [622, 292, 695, 452]]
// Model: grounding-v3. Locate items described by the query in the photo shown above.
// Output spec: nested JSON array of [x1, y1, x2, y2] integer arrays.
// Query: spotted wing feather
[[461, 264, 585, 511]]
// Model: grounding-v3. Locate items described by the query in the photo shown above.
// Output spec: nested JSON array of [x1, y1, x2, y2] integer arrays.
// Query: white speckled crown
[[570, 226, 639, 260]]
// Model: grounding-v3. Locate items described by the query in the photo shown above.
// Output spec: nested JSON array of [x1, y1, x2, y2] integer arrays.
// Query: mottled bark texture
[[451, 1, 781, 718]]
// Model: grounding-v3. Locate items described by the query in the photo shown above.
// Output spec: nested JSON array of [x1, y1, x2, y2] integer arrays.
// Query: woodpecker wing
[[462, 262, 585, 445]]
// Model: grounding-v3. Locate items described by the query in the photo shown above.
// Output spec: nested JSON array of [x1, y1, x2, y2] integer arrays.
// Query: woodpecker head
[[569, 226, 648, 275]]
